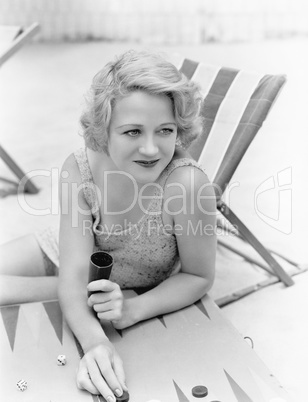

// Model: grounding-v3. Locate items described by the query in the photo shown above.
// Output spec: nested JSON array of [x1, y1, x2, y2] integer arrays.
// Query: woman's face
[[108, 91, 177, 184]]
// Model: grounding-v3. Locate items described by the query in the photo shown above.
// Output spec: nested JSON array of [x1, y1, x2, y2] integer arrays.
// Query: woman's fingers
[[97, 309, 122, 322], [93, 298, 123, 313], [76, 342, 127, 399], [92, 300, 113, 312], [87, 279, 124, 322], [87, 279, 119, 293], [76, 363, 100, 395], [87, 281, 123, 310], [113, 354, 128, 391], [83, 358, 119, 401], [88, 291, 111, 307], [96, 353, 124, 398]]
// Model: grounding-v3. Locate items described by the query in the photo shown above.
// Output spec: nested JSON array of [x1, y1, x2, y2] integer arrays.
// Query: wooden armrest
[[0, 22, 40, 66]]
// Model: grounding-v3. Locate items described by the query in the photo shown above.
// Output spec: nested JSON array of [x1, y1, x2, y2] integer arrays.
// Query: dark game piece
[[116, 390, 130, 401], [192, 385, 208, 398]]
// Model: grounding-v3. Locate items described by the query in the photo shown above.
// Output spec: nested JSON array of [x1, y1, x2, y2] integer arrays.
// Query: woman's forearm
[[58, 282, 108, 352], [129, 272, 211, 325]]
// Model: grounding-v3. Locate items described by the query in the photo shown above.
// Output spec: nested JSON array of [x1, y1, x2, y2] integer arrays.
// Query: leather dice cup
[[88, 251, 114, 297]]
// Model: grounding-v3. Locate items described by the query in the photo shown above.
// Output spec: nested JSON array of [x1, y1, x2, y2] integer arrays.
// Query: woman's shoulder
[[165, 147, 210, 186], [60, 149, 84, 184], [163, 155, 216, 218], [165, 159, 211, 193], [163, 149, 214, 202]]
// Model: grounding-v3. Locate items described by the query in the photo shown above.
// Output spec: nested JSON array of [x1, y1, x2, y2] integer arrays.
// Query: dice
[[16, 379, 27, 391], [57, 354, 66, 366]]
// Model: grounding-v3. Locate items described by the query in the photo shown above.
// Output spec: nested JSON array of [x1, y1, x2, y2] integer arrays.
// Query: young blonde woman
[[0, 50, 217, 401]]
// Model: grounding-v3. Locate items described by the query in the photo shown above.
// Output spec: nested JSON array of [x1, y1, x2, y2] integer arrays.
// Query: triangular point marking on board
[[173, 379, 190, 402], [224, 369, 254, 402], [43, 301, 63, 344], [115, 328, 123, 337], [0, 305, 20, 351], [157, 315, 167, 328], [194, 299, 211, 320]]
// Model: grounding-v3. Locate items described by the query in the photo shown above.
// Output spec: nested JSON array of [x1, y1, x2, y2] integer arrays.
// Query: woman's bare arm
[[58, 154, 126, 400]]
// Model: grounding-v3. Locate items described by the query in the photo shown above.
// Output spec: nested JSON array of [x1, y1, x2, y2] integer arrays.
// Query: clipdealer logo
[[254, 167, 292, 235]]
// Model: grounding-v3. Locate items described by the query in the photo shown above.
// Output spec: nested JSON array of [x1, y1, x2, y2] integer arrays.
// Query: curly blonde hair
[[80, 50, 203, 154]]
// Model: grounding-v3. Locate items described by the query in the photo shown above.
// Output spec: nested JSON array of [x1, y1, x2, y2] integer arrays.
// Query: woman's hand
[[87, 280, 136, 329], [76, 339, 127, 400]]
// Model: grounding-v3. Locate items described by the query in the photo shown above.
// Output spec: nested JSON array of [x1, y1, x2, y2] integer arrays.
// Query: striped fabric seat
[[173, 57, 294, 288], [178, 58, 286, 195]]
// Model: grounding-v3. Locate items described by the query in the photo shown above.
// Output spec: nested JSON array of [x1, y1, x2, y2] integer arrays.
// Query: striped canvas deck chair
[[175, 57, 294, 287], [0, 23, 40, 194]]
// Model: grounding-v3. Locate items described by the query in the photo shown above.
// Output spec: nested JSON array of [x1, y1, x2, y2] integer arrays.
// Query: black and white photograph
[[0, 1, 307, 401]]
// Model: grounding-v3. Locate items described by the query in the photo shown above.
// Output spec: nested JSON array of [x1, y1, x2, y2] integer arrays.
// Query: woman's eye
[[124, 129, 141, 137], [160, 128, 174, 135]]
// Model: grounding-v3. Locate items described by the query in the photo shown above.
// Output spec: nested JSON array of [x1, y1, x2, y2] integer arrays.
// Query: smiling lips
[[134, 159, 159, 168]]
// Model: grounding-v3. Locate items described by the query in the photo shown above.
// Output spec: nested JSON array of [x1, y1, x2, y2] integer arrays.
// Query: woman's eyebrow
[[159, 122, 177, 127], [116, 122, 176, 129], [116, 124, 143, 129]]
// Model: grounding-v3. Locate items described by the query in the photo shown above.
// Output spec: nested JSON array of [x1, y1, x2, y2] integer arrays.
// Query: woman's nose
[[139, 136, 159, 156]]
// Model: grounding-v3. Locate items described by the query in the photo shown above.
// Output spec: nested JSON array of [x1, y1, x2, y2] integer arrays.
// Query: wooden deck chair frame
[[175, 57, 294, 287], [0, 22, 40, 194]]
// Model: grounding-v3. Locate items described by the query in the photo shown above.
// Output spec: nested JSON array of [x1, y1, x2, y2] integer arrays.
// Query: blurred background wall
[[0, 0, 307, 44]]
